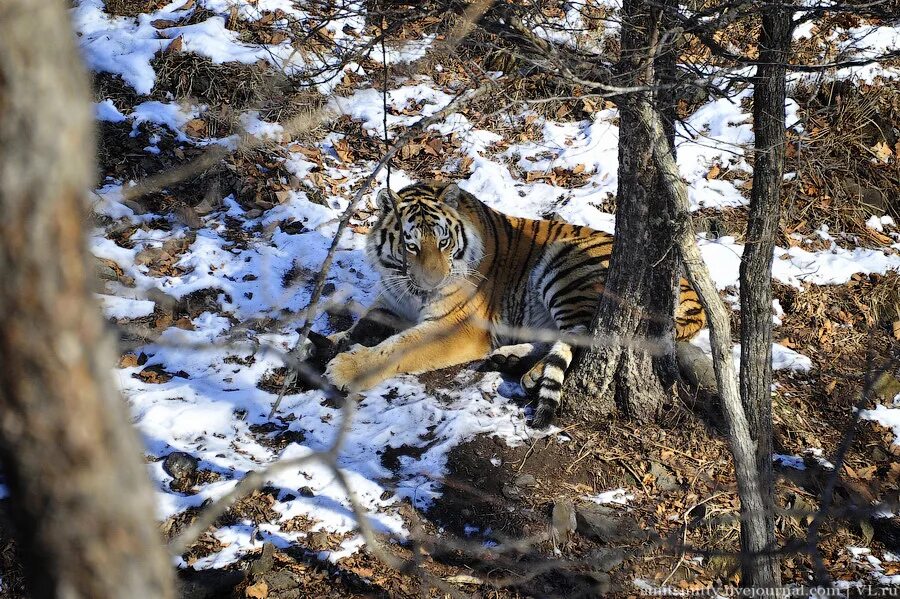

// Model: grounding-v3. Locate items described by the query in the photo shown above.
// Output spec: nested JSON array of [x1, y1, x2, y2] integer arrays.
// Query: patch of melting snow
[[805, 447, 836, 469], [772, 298, 785, 326], [585, 488, 634, 506], [690, 329, 814, 374], [370, 35, 436, 65], [774, 448, 834, 471], [773, 454, 806, 470], [95, 99, 127, 123], [867, 215, 896, 232], [848, 547, 900, 586], [835, 26, 900, 81], [329, 83, 455, 133], [699, 235, 900, 291], [72, 0, 365, 94], [96, 294, 155, 319], [860, 404, 900, 447], [130, 101, 200, 142], [238, 111, 285, 140]]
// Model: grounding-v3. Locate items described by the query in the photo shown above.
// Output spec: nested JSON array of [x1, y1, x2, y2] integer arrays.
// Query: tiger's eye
[[405, 243, 417, 253], [439, 237, 451, 249]]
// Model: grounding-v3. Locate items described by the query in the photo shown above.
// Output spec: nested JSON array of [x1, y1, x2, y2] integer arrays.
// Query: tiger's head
[[368, 182, 483, 295]]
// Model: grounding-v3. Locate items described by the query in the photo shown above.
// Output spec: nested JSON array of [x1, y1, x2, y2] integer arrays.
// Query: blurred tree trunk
[[0, 1, 175, 597], [563, 0, 680, 421], [736, 1, 793, 587]]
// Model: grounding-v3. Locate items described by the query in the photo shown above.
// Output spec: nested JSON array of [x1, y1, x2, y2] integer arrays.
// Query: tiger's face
[[368, 182, 482, 295]]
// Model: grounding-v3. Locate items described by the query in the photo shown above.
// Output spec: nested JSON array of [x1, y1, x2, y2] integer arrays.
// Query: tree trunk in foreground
[[564, 0, 679, 421], [736, 3, 793, 587], [637, 99, 782, 588], [0, 2, 175, 597]]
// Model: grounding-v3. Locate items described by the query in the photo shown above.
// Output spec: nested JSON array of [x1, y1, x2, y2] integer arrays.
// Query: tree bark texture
[[0, 2, 175, 598], [736, 4, 793, 587], [563, 0, 679, 422], [636, 99, 782, 589], [653, 0, 678, 149]]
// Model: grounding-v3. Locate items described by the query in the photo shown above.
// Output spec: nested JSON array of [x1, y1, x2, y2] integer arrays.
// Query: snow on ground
[[75, 0, 371, 94], [849, 548, 900, 586], [97, 294, 156, 319], [585, 488, 634, 506], [131, 101, 201, 142], [699, 234, 900, 289], [74, 0, 900, 572], [861, 401, 900, 448], [774, 448, 835, 471], [690, 329, 814, 374], [835, 26, 900, 81]]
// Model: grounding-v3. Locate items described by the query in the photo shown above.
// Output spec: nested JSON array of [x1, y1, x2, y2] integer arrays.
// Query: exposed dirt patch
[[421, 363, 900, 592], [258, 366, 321, 395], [250, 422, 308, 452]]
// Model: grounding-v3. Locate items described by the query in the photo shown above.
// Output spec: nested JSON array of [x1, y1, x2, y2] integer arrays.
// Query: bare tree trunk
[[0, 2, 175, 597], [736, 3, 793, 586], [635, 100, 781, 588], [563, 0, 680, 421]]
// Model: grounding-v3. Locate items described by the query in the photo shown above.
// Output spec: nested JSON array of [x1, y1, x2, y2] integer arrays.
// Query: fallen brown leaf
[[334, 138, 353, 163], [118, 353, 139, 368], [245, 580, 269, 599], [872, 141, 893, 162], [165, 35, 183, 54], [184, 118, 207, 138]]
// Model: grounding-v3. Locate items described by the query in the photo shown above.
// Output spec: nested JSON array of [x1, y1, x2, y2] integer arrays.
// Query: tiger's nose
[[418, 271, 445, 289]]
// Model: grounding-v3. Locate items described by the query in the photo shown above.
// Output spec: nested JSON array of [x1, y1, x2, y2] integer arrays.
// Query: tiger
[[323, 181, 705, 428]]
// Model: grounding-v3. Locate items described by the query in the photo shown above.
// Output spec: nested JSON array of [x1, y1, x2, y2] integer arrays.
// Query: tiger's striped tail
[[521, 325, 585, 429]]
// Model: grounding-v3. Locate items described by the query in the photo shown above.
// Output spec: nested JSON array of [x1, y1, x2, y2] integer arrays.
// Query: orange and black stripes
[[334, 181, 707, 428]]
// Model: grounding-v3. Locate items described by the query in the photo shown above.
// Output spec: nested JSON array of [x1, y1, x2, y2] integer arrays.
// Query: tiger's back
[[446, 189, 705, 344]]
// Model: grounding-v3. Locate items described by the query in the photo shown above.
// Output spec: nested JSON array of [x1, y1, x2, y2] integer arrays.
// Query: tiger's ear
[[375, 188, 400, 213], [437, 183, 463, 208]]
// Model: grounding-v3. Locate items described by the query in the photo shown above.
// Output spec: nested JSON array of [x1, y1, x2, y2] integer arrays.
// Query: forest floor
[[2, 0, 900, 597]]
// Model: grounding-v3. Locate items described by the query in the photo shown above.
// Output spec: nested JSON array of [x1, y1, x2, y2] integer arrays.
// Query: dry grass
[[151, 53, 275, 110], [92, 71, 142, 106], [775, 271, 900, 373], [692, 207, 750, 243], [150, 52, 325, 132], [867, 270, 900, 326], [103, 0, 169, 17], [783, 80, 900, 241]]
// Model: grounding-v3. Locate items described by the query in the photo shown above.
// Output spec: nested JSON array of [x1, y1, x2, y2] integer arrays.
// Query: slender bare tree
[[736, 1, 795, 586], [0, 1, 175, 597]]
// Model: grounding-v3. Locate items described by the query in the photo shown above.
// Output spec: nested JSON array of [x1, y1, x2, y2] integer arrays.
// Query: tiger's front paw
[[481, 343, 538, 376], [324, 345, 385, 392]]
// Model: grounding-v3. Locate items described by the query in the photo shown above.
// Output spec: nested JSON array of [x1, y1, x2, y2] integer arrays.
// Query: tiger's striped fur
[[324, 181, 705, 428]]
